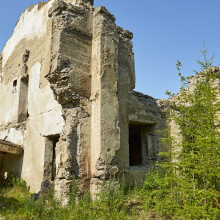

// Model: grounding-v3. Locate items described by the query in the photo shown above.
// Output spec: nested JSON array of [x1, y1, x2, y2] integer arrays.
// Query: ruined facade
[[0, 0, 167, 201]]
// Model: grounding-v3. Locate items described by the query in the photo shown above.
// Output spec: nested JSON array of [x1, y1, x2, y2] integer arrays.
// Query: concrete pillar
[[90, 6, 120, 178]]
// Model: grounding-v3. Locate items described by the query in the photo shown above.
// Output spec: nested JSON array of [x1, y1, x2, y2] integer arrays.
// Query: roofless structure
[[0, 0, 167, 203]]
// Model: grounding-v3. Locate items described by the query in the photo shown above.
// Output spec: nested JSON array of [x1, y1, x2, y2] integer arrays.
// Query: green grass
[[1, 168, 219, 219], [0, 174, 162, 220]]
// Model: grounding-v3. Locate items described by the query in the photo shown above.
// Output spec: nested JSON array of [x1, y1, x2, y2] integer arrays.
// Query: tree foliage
[[157, 43, 220, 219]]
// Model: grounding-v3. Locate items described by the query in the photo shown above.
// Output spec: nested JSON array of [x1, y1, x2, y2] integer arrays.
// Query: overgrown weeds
[[1, 165, 218, 219], [0, 174, 164, 220], [160, 42, 220, 219]]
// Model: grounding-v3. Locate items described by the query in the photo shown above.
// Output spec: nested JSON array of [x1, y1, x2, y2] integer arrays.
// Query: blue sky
[[0, 0, 219, 99]]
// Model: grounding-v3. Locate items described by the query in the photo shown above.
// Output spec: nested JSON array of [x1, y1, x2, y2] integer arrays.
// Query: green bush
[[158, 42, 220, 219]]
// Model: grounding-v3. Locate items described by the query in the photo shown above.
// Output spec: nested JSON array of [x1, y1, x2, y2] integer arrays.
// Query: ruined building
[[0, 0, 167, 201]]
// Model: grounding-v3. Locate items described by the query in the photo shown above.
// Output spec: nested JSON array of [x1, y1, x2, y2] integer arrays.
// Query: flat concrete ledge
[[0, 140, 23, 155], [126, 166, 151, 186]]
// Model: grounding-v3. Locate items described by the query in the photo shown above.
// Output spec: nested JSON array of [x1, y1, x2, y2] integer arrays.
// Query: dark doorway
[[45, 135, 60, 181], [129, 124, 142, 166], [50, 135, 59, 181]]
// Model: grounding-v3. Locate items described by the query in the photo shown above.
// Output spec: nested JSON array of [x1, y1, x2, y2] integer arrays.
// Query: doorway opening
[[129, 124, 142, 166], [44, 135, 60, 181]]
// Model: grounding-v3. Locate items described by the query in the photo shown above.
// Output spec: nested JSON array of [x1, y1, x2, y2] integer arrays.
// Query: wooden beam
[[0, 140, 23, 155]]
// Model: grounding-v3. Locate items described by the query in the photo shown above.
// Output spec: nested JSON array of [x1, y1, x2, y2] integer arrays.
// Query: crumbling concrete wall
[[0, 1, 64, 192], [0, 0, 168, 199], [90, 6, 120, 192], [0, 123, 25, 178], [65, 0, 94, 7], [46, 0, 94, 203], [89, 6, 168, 190], [119, 91, 168, 184], [169, 66, 220, 156]]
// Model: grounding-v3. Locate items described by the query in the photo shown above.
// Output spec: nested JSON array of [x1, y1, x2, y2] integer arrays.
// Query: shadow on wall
[[0, 153, 24, 180]]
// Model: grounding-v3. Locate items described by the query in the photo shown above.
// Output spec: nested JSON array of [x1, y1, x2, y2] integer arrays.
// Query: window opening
[[129, 124, 142, 166], [12, 80, 17, 93], [18, 76, 29, 122]]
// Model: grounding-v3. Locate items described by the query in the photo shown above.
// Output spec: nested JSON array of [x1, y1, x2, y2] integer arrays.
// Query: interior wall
[[0, 153, 24, 179]]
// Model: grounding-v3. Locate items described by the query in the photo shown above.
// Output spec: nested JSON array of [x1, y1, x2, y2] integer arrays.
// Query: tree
[[156, 43, 220, 219]]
